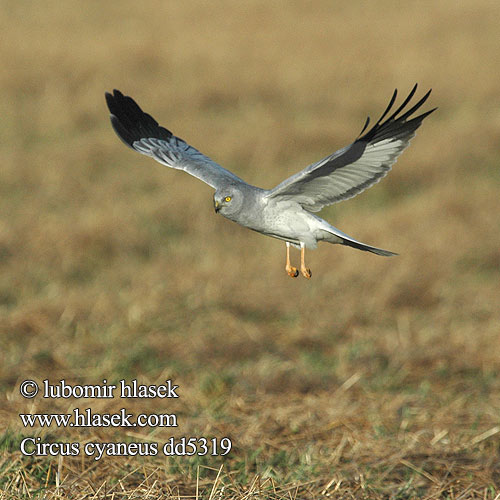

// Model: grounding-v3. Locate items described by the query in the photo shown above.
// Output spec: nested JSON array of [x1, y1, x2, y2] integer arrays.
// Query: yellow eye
[[225, 196, 232, 202]]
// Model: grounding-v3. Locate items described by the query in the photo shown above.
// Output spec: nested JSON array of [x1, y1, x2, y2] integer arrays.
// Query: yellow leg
[[285, 243, 299, 278], [300, 243, 312, 279]]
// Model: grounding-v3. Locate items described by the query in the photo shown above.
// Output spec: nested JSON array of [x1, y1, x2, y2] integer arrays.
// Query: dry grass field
[[1, 1, 500, 498]]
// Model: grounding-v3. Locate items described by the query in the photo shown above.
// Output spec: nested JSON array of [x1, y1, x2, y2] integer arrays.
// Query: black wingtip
[[377, 88, 399, 124], [104, 89, 173, 147], [358, 84, 435, 143], [104, 89, 125, 115], [358, 115, 371, 137]]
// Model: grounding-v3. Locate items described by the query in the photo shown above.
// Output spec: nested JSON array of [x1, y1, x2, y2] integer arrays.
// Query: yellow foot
[[301, 267, 312, 279], [286, 266, 299, 278]]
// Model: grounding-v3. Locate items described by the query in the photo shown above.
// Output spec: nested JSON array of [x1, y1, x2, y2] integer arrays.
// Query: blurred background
[[1, 1, 499, 498]]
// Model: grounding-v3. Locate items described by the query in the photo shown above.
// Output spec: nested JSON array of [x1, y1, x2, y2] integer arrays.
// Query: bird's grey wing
[[105, 90, 245, 189], [265, 85, 436, 212]]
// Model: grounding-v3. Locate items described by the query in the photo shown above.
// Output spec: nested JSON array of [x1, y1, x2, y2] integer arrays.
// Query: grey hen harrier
[[105, 85, 435, 278]]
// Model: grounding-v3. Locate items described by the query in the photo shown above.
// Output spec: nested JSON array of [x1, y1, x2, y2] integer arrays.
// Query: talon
[[301, 267, 312, 279]]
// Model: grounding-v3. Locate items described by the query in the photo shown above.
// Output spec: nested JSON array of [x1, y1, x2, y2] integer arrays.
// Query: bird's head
[[213, 186, 243, 217]]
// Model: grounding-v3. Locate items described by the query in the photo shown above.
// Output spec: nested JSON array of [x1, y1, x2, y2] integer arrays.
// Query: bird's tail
[[321, 226, 398, 257], [340, 237, 397, 257]]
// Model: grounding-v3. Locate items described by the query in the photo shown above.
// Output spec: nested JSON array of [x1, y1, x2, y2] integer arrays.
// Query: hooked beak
[[214, 200, 220, 213]]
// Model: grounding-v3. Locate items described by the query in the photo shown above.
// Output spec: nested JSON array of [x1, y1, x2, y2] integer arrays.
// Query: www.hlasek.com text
[[20, 408, 177, 428]]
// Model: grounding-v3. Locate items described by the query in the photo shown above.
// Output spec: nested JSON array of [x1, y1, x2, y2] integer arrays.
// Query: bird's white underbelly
[[259, 201, 322, 248]]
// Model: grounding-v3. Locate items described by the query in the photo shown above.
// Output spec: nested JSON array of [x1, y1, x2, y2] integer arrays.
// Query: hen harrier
[[105, 85, 434, 278]]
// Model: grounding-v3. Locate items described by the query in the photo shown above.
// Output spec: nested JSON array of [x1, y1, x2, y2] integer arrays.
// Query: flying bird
[[105, 85, 435, 279]]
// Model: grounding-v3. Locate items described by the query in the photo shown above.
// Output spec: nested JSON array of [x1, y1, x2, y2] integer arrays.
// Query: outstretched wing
[[265, 84, 436, 212], [105, 90, 244, 189]]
